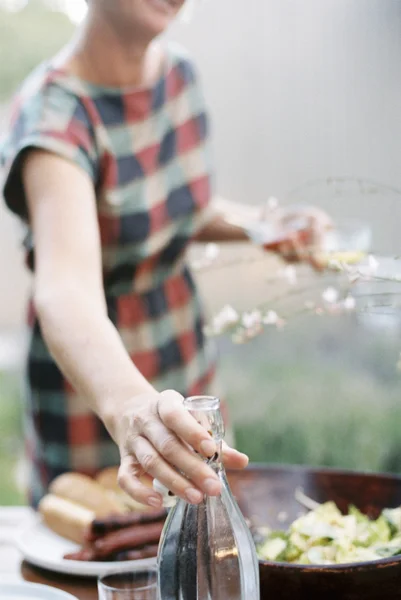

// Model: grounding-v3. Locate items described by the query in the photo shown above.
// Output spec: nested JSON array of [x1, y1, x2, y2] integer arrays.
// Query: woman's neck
[[61, 12, 163, 89]]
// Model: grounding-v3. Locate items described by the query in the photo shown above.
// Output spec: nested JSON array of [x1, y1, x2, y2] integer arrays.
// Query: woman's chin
[[140, 0, 181, 33]]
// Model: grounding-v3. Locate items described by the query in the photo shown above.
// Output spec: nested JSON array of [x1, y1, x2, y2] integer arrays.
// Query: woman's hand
[[264, 204, 333, 270], [194, 197, 332, 271], [110, 389, 248, 508]]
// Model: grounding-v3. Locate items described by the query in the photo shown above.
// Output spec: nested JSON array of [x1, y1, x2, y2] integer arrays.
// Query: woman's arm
[[23, 151, 247, 506], [24, 150, 153, 415]]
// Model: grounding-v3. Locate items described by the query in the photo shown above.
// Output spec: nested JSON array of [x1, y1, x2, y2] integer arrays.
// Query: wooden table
[[0, 507, 98, 599]]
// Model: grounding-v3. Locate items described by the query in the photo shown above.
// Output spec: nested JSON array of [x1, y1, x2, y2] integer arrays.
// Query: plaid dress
[[1, 43, 226, 507]]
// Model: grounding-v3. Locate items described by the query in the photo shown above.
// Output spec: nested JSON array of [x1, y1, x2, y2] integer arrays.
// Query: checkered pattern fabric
[[1, 44, 226, 507]]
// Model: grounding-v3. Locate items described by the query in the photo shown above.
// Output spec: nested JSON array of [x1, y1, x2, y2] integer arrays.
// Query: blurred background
[[1, 0, 401, 505]]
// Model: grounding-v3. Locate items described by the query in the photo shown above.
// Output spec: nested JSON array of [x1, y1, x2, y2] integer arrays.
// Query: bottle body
[[157, 396, 260, 600]]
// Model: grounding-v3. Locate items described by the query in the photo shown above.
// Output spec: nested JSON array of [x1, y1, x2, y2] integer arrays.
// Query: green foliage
[[0, 372, 24, 505], [0, 0, 74, 101]]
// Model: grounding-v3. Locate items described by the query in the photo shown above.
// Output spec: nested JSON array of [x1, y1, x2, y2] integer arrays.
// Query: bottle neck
[[184, 395, 224, 471]]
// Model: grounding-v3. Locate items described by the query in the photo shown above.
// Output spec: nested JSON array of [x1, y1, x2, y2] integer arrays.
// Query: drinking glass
[[318, 218, 372, 265], [98, 568, 158, 600]]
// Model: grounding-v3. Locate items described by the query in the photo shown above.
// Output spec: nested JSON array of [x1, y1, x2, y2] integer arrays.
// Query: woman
[[1, 0, 329, 508]]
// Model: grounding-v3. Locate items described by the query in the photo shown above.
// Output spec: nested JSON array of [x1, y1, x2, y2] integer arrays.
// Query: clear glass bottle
[[157, 395, 260, 600]]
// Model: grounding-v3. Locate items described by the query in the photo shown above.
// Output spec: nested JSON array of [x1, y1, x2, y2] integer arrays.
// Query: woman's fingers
[[142, 420, 221, 496], [119, 442, 248, 507], [306, 213, 334, 270], [221, 442, 249, 469], [131, 436, 210, 504], [157, 390, 217, 458], [117, 390, 249, 506], [118, 454, 164, 508], [277, 210, 333, 269]]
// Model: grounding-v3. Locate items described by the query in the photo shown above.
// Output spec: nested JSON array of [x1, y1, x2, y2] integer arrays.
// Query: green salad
[[257, 501, 401, 565]]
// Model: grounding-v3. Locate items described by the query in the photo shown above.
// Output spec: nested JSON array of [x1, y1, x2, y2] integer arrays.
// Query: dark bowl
[[227, 464, 401, 600]]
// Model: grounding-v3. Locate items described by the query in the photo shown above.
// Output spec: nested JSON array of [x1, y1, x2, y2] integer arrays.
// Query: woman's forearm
[[195, 196, 251, 243], [35, 285, 155, 437]]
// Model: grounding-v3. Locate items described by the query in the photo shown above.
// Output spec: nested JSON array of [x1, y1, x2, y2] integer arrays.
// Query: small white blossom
[[242, 310, 262, 329], [343, 296, 356, 311], [263, 310, 279, 325], [212, 305, 240, 333], [322, 287, 339, 304]]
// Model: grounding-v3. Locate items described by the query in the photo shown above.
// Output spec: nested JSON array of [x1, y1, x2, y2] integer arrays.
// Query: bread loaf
[[38, 494, 94, 545], [49, 472, 127, 517]]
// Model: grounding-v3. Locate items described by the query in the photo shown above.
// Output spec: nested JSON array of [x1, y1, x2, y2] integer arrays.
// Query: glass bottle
[[157, 395, 260, 600]]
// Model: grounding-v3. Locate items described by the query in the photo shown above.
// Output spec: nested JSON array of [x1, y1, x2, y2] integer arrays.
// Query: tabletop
[[0, 507, 98, 599]]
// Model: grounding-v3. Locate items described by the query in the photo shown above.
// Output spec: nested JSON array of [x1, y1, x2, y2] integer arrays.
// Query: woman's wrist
[[195, 214, 249, 243]]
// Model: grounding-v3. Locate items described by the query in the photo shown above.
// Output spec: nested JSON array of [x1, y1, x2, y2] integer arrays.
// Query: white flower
[[343, 296, 356, 311], [263, 310, 279, 325], [212, 305, 240, 333], [242, 310, 262, 329], [322, 287, 339, 304]]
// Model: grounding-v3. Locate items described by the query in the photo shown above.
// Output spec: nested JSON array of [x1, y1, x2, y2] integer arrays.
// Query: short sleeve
[[1, 82, 98, 220]]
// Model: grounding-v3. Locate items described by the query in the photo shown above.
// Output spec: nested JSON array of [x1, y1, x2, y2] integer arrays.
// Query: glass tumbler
[[98, 568, 158, 600]]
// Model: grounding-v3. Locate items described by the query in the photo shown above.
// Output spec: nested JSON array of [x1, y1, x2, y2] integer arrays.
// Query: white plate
[[0, 581, 78, 599], [15, 515, 157, 578]]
